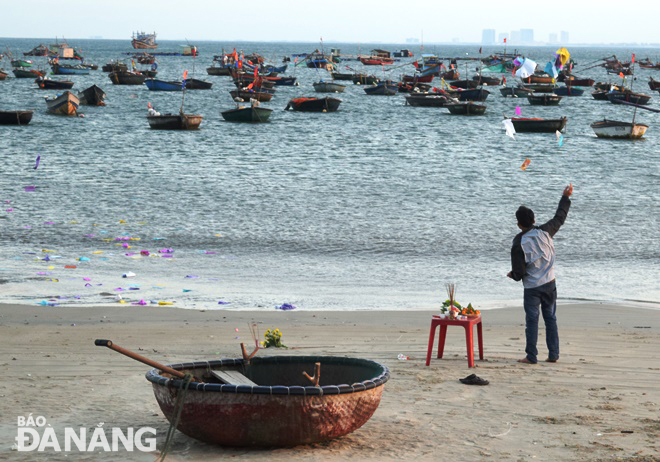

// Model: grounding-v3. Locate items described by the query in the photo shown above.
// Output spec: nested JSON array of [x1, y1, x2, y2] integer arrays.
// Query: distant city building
[[482, 29, 496, 45], [498, 32, 509, 44], [520, 29, 534, 43], [549, 33, 558, 43], [511, 30, 521, 43], [560, 31, 569, 43]]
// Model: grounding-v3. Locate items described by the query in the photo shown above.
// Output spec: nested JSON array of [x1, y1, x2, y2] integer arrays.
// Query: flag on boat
[[632, 53, 636, 64], [515, 58, 537, 79], [503, 119, 516, 140], [182, 70, 188, 89], [556, 130, 564, 147]]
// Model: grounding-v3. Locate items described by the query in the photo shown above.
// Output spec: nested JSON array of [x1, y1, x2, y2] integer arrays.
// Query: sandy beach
[[1, 302, 659, 461]]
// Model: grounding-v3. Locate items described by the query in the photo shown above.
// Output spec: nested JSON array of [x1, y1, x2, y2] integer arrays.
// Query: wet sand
[[1, 302, 659, 461]]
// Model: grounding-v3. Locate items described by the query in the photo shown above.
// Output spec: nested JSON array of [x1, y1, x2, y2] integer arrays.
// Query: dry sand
[[1, 302, 659, 461]]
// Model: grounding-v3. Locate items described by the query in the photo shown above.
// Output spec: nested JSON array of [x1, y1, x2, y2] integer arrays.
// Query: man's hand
[[563, 183, 573, 197]]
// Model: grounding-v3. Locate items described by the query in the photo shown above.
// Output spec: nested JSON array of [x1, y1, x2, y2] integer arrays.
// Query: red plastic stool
[[425, 315, 484, 367]]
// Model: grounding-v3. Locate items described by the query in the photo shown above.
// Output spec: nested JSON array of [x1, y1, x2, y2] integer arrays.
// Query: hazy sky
[[2, 0, 659, 44]]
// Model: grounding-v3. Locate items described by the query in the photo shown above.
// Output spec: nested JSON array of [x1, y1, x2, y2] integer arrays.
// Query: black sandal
[[459, 374, 489, 385]]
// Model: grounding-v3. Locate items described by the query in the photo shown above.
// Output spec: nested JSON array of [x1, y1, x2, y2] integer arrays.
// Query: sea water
[[0, 39, 658, 310]]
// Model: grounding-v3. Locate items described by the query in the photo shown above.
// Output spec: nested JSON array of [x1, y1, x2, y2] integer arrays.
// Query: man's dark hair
[[516, 206, 535, 228]]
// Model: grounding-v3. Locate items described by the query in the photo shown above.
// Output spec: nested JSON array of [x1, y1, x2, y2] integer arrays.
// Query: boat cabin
[[371, 49, 391, 59], [181, 45, 198, 56]]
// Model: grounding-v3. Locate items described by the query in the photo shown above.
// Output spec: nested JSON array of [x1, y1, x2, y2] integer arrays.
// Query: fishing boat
[[402, 74, 434, 83], [51, 63, 90, 75], [397, 82, 432, 93], [285, 97, 341, 112], [527, 93, 562, 106], [445, 102, 487, 115], [221, 104, 273, 122], [393, 49, 413, 58], [523, 84, 555, 93], [45, 91, 79, 116], [553, 86, 585, 96], [359, 56, 394, 65], [0, 110, 33, 125], [24, 44, 51, 57], [139, 69, 158, 78], [0, 70, 7, 80], [36, 77, 74, 90], [500, 86, 533, 97], [306, 51, 331, 68], [449, 79, 479, 89], [264, 64, 288, 73], [607, 90, 652, 105], [145, 79, 183, 91], [364, 80, 398, 96], [331, 72, 353, 81], [649, 77, 660, 91], [11, 59, 33, 68], [267, 76, 297, 86], [132, 31, 157, 50], [564, 77, 594, 87], [147, 112, 202, 129], [508, 116, 567, 133], [13, 68, 44, 78], [404, 93, 453, 107], [109, 71, 146, 85], [590, 119, 648, 139], [77, 85, 106, 106], [207, 65, 232, 76], [456, 88, 490, 102], [230, 89, 274, 103], [471, 75, 502, 86], [102, 61, 128, 73], [313, 81, 346, 93], [352, 74, 379, 85], [185, 79, 213, 90], [523, 75, 554, 84]]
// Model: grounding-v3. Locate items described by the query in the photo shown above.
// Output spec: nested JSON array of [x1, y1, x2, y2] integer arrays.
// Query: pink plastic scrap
[[24, 186, 36, 192]]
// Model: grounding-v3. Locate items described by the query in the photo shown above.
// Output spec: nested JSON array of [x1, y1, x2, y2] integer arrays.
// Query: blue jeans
[[523, 280, 559, 363]]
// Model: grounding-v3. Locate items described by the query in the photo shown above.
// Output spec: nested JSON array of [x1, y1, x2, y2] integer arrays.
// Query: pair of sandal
[[459, 373, 489, 386]]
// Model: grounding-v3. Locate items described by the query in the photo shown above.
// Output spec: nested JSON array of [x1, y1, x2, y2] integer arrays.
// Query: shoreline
[[1, 302, 659, 460]]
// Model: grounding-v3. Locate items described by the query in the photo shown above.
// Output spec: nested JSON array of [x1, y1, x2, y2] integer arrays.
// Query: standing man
[[507, 185, 573, 364]]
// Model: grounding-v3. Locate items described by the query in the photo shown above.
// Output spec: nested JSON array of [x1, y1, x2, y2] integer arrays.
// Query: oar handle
[[95, 339, 187, 379]]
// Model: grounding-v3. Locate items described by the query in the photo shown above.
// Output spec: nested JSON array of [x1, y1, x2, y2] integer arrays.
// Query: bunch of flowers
[[261, 328, 286, 348]]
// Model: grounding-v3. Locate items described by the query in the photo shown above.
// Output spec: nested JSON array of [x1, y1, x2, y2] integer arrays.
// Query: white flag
[[503, 119, 516, 139]]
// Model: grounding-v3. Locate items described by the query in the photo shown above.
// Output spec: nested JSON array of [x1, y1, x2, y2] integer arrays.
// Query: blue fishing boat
[[364, 80, 398, 96], [552, 86, 585, 97], [51, 63, 90, 75], [264, 64, 287, 73], [144, 79, 183, 91]]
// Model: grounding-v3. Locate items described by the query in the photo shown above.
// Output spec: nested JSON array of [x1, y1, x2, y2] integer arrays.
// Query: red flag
[[632, 53, 635, 64], [237, 60, 242, 69], [504, 38, 507, 43], [183, 70, 188, 80], [619, 72, 625, 78], [254, 66, 258, 78]]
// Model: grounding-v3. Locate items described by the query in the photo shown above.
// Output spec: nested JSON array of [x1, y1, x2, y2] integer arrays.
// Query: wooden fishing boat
[[402, 74, 434, 83], [145, 79, 183, 91], [77, 85, 106, 106], [471, 75, 502, 86], [51, 63, 90, 75], [147, 112, 202, 130], [649, 77, 660, 91], [0, 110, 33, 125], [221, 105, 273, 122], [445, 102, 487, 115], [553, 86, 585, 96], [397, 82, 432, 93], [285, 97, 341, 112], [500, 86, 533, 97], [0, 70, 7, 80], [523, 74, 554, 84], [607, 91, 651, 105], [564, 77, 594, 87], [185, 79, 213, 90], [264, 64, 287, 73], [36, 77, 74, 90], [523, 83, 555, 93], [456, 88, 490, 102], [13, 68, 44, 78], [352, 74, 379, 85], [590, 119, 648, 139], [11, 59, 33, 67], [102, 62, 128, 73], [404, 94, 452, 107], [359, 57, 394, 65], [109, 71, 146, 85], [45, 91, 79, 116], [441, 69, 459, 80], [364, 80, 398, 95], [449, 79, 479, 89], [592, 90, 611, 100], [139, 69, 158, 78], [269, 76, 297, 86], [230, 89, 274, 102], [331, 72, 353, 81], [527, 93, 562, 106], [508, 116, 567, 133], [313, 81, 346, 93], [146, 356, 389, 446], [132, 31, 158, 50], [207, 66, 232, 76]]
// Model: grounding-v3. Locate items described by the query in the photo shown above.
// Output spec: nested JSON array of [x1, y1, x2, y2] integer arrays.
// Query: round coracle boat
[[146, 355, 389, 447]]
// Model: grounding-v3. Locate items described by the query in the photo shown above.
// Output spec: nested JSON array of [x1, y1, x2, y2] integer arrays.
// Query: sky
[[2, 0, 660, 44]]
